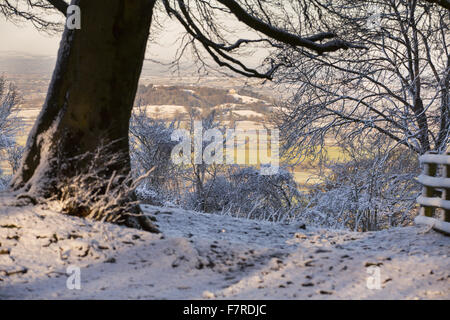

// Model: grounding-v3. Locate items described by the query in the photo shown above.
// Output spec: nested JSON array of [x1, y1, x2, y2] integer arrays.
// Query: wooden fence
[[415, 151, 450, 234]]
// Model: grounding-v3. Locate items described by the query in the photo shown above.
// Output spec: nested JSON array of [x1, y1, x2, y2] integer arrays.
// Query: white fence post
[[415, 151, 450, 235]]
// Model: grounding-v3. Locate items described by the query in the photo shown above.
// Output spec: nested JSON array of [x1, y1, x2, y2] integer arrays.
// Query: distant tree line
[[136, 84, 271, 112]]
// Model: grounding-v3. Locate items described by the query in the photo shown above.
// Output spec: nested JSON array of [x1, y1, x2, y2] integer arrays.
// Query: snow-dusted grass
[[139, 105, 188, 117], [229, 94, 262, 104], [0, 194, 448, 299], [232, 110, 264, 118]]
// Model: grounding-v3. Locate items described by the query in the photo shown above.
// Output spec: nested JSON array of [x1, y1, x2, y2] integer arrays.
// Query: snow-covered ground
[[0, 195, 448, 299]]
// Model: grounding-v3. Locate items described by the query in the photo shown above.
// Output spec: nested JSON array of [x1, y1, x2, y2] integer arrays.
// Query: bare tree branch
[[46, 0, 68, 16], [216, 0, 367, 54]]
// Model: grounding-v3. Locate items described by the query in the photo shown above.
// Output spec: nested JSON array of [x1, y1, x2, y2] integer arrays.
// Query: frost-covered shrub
[[0, 172, 10, 191], [0, 76, 22, 185], [0, 77, 19, 145], [185, 165, 302, 222], [179, 109, 229, 212], [135, 182, 160, 204], [4, 144, 24, 174], [300, 147, 420, 231], [130, 106, 182, 204], [182, 175, 233, 213]]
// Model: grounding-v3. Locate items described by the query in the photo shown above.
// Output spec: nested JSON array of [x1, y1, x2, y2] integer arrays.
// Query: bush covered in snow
[[0, 173, 10, 191], [130, 106, 183, 205], [184, 165, 302, 222], [0, 76, 22, 188], [299, 142, 420, 231]]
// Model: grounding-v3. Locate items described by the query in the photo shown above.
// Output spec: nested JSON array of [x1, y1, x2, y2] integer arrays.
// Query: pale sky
[[0, 10, 269, 62], [0, 17, 60, 56], [0, 15, 183, 59]]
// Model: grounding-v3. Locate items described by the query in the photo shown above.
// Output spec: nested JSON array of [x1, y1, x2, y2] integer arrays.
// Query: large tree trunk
[[11, 0, 159, 232]]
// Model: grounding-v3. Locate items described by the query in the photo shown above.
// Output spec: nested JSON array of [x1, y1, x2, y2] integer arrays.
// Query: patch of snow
[[229, 94, 261, 104], [232, 110, 264, 118], [138, 105, 187, 116]]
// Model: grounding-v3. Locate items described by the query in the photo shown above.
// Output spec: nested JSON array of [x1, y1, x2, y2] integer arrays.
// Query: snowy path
[[0, 197, 449, 299]]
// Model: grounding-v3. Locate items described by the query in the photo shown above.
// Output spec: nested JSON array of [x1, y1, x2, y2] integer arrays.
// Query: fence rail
[[414, 151, 450, 235]]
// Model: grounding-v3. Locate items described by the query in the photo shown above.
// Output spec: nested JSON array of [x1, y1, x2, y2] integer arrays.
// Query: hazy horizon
[[1, 14, 268, 68]]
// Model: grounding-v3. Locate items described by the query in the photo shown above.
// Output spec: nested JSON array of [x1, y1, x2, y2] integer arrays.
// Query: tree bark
[[11, 0, 159, 232]]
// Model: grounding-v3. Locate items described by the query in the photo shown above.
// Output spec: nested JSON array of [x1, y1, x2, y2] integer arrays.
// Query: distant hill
[[136, 84, 274, 115], [0, 51, 56, 75], [0, 51, 179, 77], [0, 51, 276, 122]]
